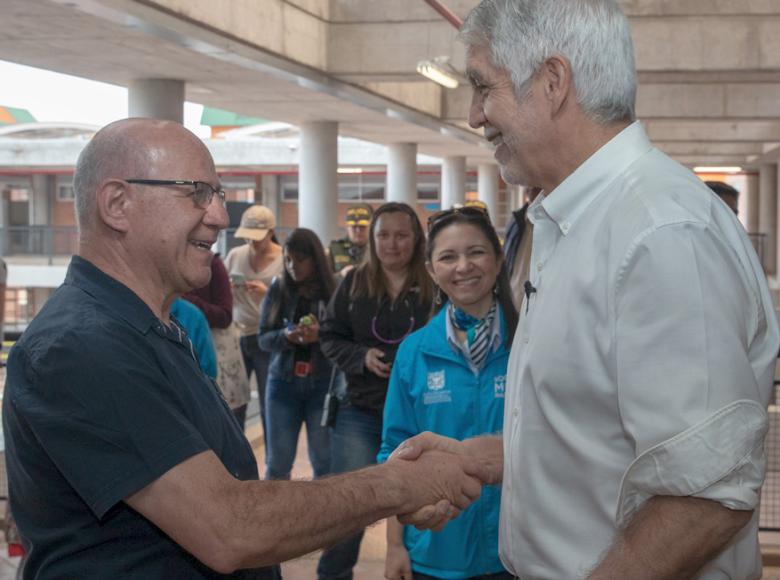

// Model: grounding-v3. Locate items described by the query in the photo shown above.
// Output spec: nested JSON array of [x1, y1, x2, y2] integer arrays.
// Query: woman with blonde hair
[[317, 202, 433, 580]]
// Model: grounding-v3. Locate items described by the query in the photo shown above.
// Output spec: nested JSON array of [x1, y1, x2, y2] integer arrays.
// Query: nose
[[455, 254, 472, 272], [468, 90, 486, 130], [203, 197, 230, 230]]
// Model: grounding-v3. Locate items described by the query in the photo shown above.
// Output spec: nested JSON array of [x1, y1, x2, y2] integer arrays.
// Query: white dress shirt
[[500, 121, 780, 579]]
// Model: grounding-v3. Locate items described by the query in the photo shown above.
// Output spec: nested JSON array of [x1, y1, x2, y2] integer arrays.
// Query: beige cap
[[235, 205, 276, 241]]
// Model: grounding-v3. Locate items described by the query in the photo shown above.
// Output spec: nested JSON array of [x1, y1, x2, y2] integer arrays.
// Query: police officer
[[329, 203, 372, 277]]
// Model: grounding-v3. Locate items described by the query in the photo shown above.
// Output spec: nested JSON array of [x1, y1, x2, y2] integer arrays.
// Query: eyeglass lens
[[192, 182, 226, 207]]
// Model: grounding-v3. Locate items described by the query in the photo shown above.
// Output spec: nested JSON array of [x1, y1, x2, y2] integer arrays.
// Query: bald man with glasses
[[2, 118, 490, 578]]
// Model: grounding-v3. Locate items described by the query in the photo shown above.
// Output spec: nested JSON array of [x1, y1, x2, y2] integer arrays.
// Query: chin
[[499, 164, 531, 187]]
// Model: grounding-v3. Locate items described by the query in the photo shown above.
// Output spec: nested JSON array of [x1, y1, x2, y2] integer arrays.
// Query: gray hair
[[459, 0, 636, 124], [73, 120, 146, 230]]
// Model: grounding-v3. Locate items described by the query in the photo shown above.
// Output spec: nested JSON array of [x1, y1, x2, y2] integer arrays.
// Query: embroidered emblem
[[424, 370, 451, 405], [427, 370, 445, 391], [494, 375, 506, 398]]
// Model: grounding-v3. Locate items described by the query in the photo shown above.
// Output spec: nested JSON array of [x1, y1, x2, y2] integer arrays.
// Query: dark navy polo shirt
[[3, 256, 274, 578]]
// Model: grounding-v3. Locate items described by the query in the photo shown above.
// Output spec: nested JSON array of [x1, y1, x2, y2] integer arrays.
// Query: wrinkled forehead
[[142, 128, 217, 181], [465, 44, 508, 85]]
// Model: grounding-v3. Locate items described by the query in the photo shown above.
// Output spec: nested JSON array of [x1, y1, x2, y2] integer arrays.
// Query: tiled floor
[[2, 381, 780, 579]]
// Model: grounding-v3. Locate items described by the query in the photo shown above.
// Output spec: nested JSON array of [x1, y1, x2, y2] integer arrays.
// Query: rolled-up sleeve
[[614, 221, 777, 524]]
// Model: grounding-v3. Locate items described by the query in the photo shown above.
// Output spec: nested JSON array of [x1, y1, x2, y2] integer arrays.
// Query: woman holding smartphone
[[317, 202, 433, 580], [258, 228, 335, 480], [224, 205, 283, 431], [379, 206, 517, 580]]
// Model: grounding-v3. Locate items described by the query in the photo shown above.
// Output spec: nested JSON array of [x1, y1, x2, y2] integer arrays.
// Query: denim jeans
[[240, 334, 270, 443], [317, 404, 383, 580], [264, 374, 331, 480]]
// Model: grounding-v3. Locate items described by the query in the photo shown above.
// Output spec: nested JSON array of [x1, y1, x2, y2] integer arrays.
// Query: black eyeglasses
[[427, 205, 490, 232], [125, 179, 226, 208]]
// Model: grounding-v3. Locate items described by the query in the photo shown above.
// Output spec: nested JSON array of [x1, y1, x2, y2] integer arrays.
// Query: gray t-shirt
[[224, 244, 283, 336]]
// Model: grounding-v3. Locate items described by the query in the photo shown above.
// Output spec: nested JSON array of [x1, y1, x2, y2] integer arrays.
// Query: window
[[221, 178, 256, 203], [57, 184, 75, 201]]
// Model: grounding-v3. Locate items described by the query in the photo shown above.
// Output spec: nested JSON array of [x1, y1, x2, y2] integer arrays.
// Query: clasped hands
[[388, 432, 503, 532]]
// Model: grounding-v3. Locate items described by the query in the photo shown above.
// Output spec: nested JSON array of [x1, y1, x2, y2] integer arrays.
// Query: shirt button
[[562, 221, 571, 233], [536, 262, 543, 271], [512, 409, 519, 418], [523, 336, 529, 344]]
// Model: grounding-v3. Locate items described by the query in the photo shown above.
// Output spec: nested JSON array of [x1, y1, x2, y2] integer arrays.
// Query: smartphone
[[229, 273, 246, 286]]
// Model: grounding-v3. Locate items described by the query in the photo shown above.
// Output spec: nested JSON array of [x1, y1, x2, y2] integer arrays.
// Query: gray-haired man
[[397, 1, 779, 578]]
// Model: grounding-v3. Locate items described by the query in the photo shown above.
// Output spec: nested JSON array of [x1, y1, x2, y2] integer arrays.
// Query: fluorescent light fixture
[[338, 167, 363, 174], [694, 166, 742, 174], [417, 57, 459, 89]]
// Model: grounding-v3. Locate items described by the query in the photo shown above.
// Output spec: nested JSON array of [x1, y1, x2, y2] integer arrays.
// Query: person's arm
[[587, 496, 752, 580], [257, 279, 294, 353], [385, 517, 412, 580], [605, 223, 779, 575], [319, 271, 369, 374], [125, 446, 489, 573], [184, 305, 218, 380]]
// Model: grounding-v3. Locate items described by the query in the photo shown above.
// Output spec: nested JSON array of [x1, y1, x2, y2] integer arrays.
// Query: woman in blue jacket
[[258, 228, 335, 480], [379, 206, 518, 580]]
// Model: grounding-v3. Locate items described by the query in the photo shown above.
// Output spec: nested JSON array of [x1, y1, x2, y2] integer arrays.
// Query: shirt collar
[[65, 255, 160, 334], [539, 121, 653, 236]]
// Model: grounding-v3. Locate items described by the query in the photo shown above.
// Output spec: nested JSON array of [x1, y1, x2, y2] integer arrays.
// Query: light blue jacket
[[378, 305, 509, 579], [171, 298, 218, 379]]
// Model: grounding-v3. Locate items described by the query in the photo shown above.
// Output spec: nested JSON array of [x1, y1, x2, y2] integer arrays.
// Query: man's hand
[[365, 347, 391, 378], [385, 447, 491, 534], [392, 432, 503, 530]]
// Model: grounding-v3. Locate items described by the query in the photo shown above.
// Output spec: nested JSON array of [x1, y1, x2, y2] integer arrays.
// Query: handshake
[[384, 432, 504, 532]]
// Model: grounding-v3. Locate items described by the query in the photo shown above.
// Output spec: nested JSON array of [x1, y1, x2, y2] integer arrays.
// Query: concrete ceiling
[[3, 0, 780, 169]]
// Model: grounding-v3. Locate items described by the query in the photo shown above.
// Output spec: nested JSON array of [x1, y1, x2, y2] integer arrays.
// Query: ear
[[425, 260, 438, 285], [95, 178, 132, 233], [540, 54, 572, 117]]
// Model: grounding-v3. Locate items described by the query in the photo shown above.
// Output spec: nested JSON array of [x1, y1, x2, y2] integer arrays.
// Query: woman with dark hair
[[317, 202, 434, 580], [258, 228, 335, 480], [379, 206, 517, 580]]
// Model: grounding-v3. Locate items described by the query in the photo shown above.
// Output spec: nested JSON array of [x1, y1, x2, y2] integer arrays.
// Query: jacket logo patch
[[427, 370, 445, 390], [494, 375, 506, 398], [424, 370, 451, 405]]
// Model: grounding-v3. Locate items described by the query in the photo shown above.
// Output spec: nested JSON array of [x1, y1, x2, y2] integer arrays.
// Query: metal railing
[[0, 226, 299, 260], [0, 226, 78, 257], [761, 381, 780, 530]]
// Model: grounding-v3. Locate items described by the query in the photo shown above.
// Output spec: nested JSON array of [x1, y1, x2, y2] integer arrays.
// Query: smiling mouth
[[453, 277, 481, 287], [485, 129, 502, 147]]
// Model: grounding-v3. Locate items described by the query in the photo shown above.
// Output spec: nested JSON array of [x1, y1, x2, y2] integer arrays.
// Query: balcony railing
[[0, 226, 294, 260], [0, 226, 78, 258]]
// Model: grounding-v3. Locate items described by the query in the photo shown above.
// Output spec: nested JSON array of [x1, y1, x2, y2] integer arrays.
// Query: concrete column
[[759, 164, 777, 275], [128, 79, 185, 123], [30, 174, 52, 226], [387, 143, 417, 205], [300, 121, 338, 243], [746, 173, 760, 234], [259, 174, 280, 220], [478, 164, 499, 221], [441, 156, 466, 210]]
